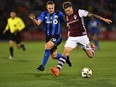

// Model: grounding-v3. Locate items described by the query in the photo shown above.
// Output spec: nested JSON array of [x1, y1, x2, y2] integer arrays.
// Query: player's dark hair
[[46, 1, 55, 6], [62, 1, 72, 9]]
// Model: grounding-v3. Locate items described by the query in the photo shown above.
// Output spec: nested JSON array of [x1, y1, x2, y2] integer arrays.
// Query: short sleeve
[[78, 9, 89, 17], [37, 12, 45, 22]]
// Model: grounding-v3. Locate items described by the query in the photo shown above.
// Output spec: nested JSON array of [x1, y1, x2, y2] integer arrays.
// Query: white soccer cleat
[[9, 56, 14, 60]]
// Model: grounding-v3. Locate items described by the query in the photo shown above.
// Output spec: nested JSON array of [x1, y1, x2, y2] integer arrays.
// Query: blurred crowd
[[0, 0, 116, 33]]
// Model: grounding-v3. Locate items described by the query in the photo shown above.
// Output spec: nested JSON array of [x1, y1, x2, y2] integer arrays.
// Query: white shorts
[[64, 35, 91, 50]]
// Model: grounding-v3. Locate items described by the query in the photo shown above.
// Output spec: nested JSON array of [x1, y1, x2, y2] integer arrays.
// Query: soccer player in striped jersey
[[29, 1, 72, 71], [3, 11, 26, 60], [50, 1, 112, 77]]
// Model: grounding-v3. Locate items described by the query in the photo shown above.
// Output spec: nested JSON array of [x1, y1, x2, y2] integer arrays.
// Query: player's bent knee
[[51, 54, 57, 59]]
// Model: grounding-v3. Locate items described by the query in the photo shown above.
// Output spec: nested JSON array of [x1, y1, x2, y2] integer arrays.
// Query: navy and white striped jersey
[[37, 11, 65, 36]]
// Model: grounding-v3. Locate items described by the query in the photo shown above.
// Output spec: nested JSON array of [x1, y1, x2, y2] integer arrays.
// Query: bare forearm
[[88, 13, 103, 20], [32, 19, 41, 26], [87, 13, 112, 24]]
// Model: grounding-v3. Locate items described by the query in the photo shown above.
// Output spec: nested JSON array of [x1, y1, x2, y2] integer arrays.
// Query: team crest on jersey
[[53, 19, 58, 24], [74, 15, 77, 19]]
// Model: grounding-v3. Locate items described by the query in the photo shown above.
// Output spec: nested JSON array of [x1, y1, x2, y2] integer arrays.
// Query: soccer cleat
[[9, 56, 14, 60], [91, 43, 96, 52], [36, 65, 45, 71], [21, 44, 26, 51], [50, 67, 59, 77], [22, 45, 26, 51], [66, 56, 72, 67]]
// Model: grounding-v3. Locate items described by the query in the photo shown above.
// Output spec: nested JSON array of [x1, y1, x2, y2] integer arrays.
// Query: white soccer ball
[[81, 67, 92, 78]]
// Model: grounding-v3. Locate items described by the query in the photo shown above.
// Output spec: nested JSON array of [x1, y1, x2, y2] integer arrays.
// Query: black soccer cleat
[[66, 56, 72, 67], [36, 65, 45, 71], [21, 44, 26, 51]]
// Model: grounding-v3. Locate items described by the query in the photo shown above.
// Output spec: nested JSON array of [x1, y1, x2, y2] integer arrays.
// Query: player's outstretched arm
[[87, 13, 112, 24], [28, 13, 41, 26]]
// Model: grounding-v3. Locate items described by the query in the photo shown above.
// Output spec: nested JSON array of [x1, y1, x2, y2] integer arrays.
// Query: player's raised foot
[[50, 67, 59, 77], [91, 43, 96, 52], [9, 56, 14, 60], [36, 65, 44, 71], [21, 44, 26, 51], [66, 56, 72, 67]]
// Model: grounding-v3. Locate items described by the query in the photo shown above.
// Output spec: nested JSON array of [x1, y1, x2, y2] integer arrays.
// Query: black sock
[[20, 44, 25, 51], [9, 47, 13, 57]]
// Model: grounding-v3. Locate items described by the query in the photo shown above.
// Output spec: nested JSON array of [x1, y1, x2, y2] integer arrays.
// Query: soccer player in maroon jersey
[[50, 1, 112, 77]]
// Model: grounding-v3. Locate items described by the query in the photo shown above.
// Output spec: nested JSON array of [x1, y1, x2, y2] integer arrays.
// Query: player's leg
[[9, 40, 14, 59], [9, 33, 15, 59], [51, 48, 72, 67], [50, 47, 74, 77], [37, 35, 62, 71], [81, 35, 96, 58], [16, 32, 26, 51], [37, 40, 54, 71], [92, 34, 99, 49], [50, 37, 77, 76]]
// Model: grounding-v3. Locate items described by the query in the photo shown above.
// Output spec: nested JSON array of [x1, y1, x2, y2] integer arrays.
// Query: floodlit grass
[[0, 41, 116, 87]]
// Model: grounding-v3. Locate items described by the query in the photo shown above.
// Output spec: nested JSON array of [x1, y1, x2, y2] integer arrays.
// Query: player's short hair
[[46, 1, 55, 6], [62, 1, 72, 9]]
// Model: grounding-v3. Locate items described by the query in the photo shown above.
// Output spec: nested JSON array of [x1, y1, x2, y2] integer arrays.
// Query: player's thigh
[[78, 35, 91, 50], [45, 41, 54, 49], [9, 40, 14, 47], [9, 34, 15, 47], [63, 47, 74, 56], [65, 37, 77, 49]]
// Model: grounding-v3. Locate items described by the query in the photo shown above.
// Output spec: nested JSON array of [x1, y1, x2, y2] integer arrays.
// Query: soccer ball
[[81, 67, 92, 78]]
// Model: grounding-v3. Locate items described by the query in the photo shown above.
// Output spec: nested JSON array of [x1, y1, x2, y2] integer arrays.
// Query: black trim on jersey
[[54, 11, 59, 35], [43, 12, 47, 36], [49, 14, 53, 36]]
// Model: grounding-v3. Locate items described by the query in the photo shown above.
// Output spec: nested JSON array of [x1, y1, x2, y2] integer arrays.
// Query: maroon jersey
[[66, 9, 88, 36]]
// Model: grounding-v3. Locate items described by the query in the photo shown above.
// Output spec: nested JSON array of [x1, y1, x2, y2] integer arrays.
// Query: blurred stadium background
[[0, 0, 116, 41], [0, 0, 116, 87]]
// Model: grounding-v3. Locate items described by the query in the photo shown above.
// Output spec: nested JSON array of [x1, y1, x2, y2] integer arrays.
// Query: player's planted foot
[[50, 67, 59, 77], [9, 56, 14, 60], [66, 56, 72, 67], [37, 65, 44, 71]]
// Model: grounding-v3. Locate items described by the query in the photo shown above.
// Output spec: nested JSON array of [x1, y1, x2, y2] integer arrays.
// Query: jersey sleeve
[[5, 19, 10, 30], [78, 9, 89, 17], [37, 12, 45, 22], [18, 18, 25, 31], [59, 12, 65, 22]]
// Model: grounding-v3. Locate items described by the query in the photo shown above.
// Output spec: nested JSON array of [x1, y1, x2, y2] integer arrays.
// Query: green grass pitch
[[0, 41, 116, 87]]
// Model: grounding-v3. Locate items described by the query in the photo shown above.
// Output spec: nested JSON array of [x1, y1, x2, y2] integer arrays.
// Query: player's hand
[[3, 30, 6, 34], [103, 18, 112, 24], [28, 13, 35, 20]]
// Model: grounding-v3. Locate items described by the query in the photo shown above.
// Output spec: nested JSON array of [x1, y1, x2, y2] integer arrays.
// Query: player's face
[[10, 12, 16, 18], [64, 7, 73, 16], [47, 4, 55, 14]]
